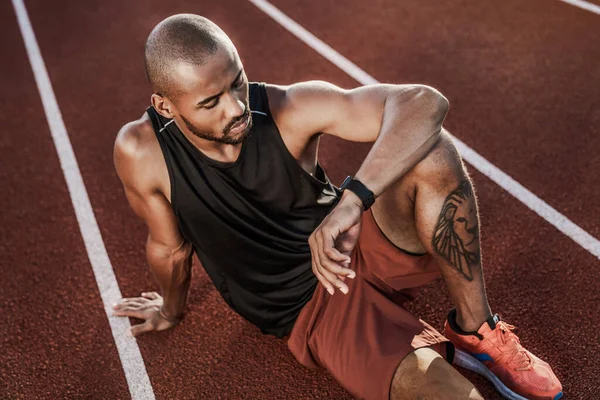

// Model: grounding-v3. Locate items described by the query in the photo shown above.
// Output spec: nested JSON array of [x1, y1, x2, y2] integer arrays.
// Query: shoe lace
[[492, 321, 532, 371]]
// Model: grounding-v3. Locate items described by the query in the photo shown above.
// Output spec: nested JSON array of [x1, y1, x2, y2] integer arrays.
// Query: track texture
[[2, 0, 598, 398]]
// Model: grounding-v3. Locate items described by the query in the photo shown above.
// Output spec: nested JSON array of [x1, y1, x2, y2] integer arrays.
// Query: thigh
[[302, 247, 451, 399], [288, 210, 452, 400], [391, 347, 483, 400], [309, 286, 451, 400]]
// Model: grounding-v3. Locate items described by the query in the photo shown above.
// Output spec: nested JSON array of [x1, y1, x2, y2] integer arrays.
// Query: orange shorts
[[286, 209, 454, 400]]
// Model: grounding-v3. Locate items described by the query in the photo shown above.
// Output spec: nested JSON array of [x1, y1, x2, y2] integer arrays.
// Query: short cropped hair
[[144, 14, 227, 97]]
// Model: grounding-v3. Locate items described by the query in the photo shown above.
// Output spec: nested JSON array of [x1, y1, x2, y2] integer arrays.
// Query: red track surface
[[2, 0, 598, 398]]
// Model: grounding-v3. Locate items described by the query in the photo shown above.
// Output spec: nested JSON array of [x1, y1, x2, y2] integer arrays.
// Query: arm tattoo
[[431, 180, 480, 281]]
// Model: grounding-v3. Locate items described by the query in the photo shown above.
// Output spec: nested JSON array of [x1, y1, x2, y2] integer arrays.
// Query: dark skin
[[153, 46, 253, 157], [112, 32, 494, 398], [431, 180, 480, 281], [112, 45, 255, 335], [113, 39, 451, 335]]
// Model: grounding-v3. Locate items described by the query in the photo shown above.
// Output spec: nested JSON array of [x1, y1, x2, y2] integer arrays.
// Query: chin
[[229, 131, 250, 145], [220, 130, 249, 145]]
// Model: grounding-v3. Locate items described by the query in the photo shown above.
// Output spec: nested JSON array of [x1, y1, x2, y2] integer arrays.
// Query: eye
[[204, 98, 220, 109], [233, 75, 244, 89]]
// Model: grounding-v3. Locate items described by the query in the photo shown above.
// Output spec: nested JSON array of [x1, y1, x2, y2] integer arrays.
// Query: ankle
[[456, 314, 484, 332], [455, 309, 493, 332]]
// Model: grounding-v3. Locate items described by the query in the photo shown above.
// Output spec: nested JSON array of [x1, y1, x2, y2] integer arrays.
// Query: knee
[[409, 130, 479, 217], [390, 348, 483, 400]]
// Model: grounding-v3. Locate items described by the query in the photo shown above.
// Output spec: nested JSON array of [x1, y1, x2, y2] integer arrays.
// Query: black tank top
[[146, 83, 340, 338]]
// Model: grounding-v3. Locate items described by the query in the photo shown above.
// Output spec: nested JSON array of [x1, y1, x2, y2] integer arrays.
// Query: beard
[[180, 106, 253, 145]]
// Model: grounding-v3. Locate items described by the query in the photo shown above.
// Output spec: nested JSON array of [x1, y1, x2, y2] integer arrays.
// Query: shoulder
[[114, 112, 169, 197], [114, 113, 156, 159], [264, 81, 345, 136]]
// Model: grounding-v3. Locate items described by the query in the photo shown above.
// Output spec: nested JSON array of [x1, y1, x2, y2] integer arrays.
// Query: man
[[112, 14, 562, 400]]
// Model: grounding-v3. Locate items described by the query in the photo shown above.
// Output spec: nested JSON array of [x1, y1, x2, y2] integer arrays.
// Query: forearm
[[355, 86, 448, 197], [146, 239, 194, 319]]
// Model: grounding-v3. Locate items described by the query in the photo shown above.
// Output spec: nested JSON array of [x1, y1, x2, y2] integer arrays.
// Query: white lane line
[[451, 136, 600, 258], [557, 0, 600, 15], [11, 0, 156, 398], [248, 0, 378, 85], [249, 0, 600, 259]]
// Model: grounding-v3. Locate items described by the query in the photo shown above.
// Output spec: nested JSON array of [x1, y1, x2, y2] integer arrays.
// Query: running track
[[2, 0, 598, 398]]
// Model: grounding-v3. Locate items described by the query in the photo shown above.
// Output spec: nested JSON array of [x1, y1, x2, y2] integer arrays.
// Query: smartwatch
[[340, 176, 375, 211]]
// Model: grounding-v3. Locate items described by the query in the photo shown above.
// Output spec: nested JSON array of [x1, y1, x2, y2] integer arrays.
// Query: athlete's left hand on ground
[[309, 191, 364, 295]]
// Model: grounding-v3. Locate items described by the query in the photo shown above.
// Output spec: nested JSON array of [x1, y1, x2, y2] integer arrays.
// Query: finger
[[313, 231, 351, 293], [130, 320, 155, 337], [317, 229, 353, 274], [141, 292, 159, 300], [319, 251, 355, 278], [316, 232, 351, 294], [117, 299, 144, 309], [112, 309, 146, 319], [114, 298, 144, 307], [324, 230, 356, 279], [316, 255, 348, 294], [311, 242, 335, 295], [336, 221, 362, 253], [311, 245, 334, 295], [315, 231, 347, 289], [321, 228, 351, 263], [323, 270, 348, 294], [113, 298, 134, 309]]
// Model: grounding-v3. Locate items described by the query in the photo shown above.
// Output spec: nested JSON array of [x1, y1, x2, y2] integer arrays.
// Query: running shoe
[[444, 309, 563, 400]]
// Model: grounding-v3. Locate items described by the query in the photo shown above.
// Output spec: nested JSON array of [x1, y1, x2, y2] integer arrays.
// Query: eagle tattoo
[[431, 180, 480, 281]]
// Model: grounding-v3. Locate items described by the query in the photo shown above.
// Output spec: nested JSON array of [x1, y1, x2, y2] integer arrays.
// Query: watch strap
[[340, 176, 375, 210]]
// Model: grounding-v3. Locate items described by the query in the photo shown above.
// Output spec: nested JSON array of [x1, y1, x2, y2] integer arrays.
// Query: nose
[[223, 93, 245, 120]]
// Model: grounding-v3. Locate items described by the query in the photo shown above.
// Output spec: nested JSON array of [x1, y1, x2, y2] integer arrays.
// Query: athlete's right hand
[[112, 291, 180, 336]]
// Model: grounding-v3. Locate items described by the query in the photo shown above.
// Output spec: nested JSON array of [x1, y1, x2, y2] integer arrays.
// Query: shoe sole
[[453, 348, 563, 400]]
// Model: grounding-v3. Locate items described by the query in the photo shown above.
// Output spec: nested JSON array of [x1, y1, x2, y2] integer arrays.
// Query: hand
[[112, 292, 180, 336], [308, 190, 364, 295]]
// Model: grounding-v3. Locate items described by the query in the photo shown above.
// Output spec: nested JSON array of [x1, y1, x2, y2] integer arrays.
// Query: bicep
[[281, 82, 421, 142], [322, 84, 391, 142]]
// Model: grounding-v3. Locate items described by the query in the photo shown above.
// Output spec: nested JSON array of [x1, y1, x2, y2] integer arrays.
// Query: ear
[[151, 93, 176, 119]]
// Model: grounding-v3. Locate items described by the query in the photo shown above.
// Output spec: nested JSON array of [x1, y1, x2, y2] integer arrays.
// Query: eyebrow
[[196, 69, 243, 106]]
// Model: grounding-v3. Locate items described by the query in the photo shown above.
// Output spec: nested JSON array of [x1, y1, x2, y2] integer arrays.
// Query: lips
[[228, 114, 250, 134]]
